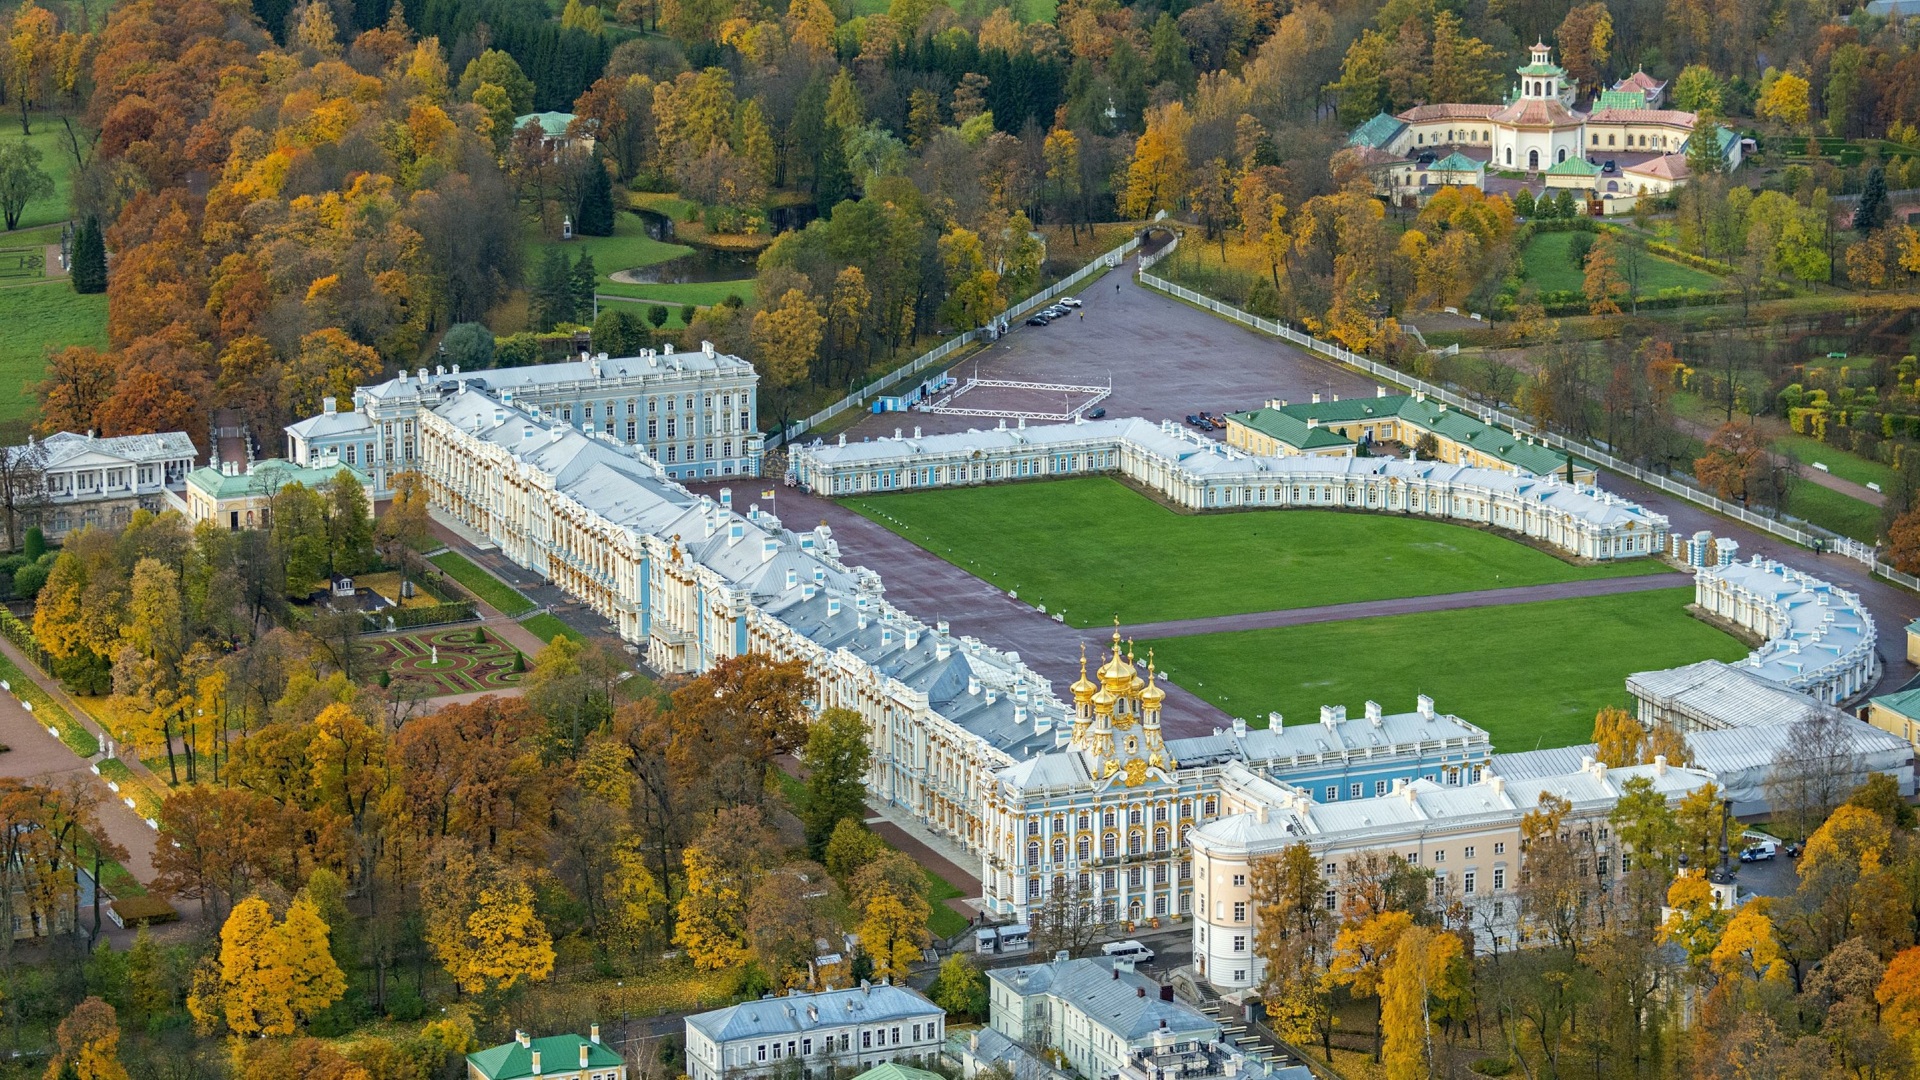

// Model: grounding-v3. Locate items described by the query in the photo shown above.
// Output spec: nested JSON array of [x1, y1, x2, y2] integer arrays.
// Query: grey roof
[[1704, 557, 1876, 691], [364, 347, 753, 407], [1167, 701, 1488, 768], [431, 390, 1071, 762], [1626, 660, 1850, 728], [32, 430, 197, 467], [286, 410, 376, 440], [948, 1027, 1068, 1080], [987, 958, 1217, 1043], [685, 983, 942, 1044]]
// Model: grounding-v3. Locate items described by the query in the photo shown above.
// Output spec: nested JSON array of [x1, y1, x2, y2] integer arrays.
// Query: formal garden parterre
[[355, 626, 528, 696]]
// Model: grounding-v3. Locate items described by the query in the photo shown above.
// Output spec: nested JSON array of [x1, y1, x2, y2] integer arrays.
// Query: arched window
[[1103, 833, 1118, 858], [1154, 828, 1168, 852], [1102, 810, 1116, 828], [1027, 841, 1040, 866], [1052, 839, 1065, 862], [1129, 832, 1143, 855], [1078, 837, 1091, 861], [1129, 808, 1143, 825], [1529, 149, 1540, 170], [1558, 148, 1568, 163], [1078, 812, 1091, 831]]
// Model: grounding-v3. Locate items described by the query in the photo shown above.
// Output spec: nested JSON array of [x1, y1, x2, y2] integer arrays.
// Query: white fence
[[768, 236, 1142, 449], [1133, 269, 1910, 582]]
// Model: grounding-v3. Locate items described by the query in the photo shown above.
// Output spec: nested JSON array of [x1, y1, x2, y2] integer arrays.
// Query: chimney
[[728, 520, 745, 545], [1417, 694, 1435, 718], [703, 340, 716, 358], [968, 676, 981, 696], [1112, 967, 1120, 980], [786, 569, 798, 590], [1365, 700, 1382, 725], [828, 598, 841, 618], [322, 396, 337, 415], [591, 1024, 601, 1044], [530, 1048, 541, 1075], [580, 1044, 591, 1069], [452, 364, 460, 374], [1311, 392, 1321, 404], [762, 537, 779, 562], [1055, 950, 1069, 964], [517, 1032, 531, 1047], [1232, 717, 1247, 738], [1653, 754, 1668, 776], [1377, 386, 1387, 398], [1137, 986, 1146, 998], [435, 364, 446, 376], [720, 487, 732, 508], [417, 368, 427, 381], [1489, 776, 1506, 797], [1160, 984, 1174, 1001]]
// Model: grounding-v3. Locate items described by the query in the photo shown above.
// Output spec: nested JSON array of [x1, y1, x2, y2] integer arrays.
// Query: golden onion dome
[[1070, 645, 1097, 700], [1141, 679, 1166, 707], [1091, 686, 1117, 712]]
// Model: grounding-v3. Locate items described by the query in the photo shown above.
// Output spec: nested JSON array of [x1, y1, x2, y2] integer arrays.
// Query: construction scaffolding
[[919, 377, 1113, 422]]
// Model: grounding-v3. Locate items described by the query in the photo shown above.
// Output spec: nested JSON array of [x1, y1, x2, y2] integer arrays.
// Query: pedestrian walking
[[1116, 281, 1121, 293], [1078, 310, 1084, 322]]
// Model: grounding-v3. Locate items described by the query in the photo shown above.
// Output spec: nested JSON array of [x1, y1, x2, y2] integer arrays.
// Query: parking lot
[[834, 259, 1381, 443]]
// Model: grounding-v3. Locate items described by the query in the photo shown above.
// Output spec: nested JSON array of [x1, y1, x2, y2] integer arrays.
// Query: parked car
[[1058, 296, 1083, 308], [1025, 314, 1051, 326], [1185, 414, 1204, 426], [1088, 407, 1106, 418], [1784, 842, 1803, 858], [1740, 840, 1779, 862]]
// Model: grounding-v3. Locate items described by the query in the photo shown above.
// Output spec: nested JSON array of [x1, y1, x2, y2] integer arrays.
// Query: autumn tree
[[191, 896, 346, 1036], [1122, 102, 1191, 218], [421, 854, 556, 997], [801, 707, 871, 859], [1583, 232, 1629, 315], [0, 142, 53, 230], [1693, 422, 1768, 504], [1757, 69, 1812, 129], [1328, 909, 1412, 1061], [46, 997, 129, 1080], [751, 287, 824, 435], [1554, 4, 1612, 92], [1380, 925, 1466, 1080], [1591, 706, 1645, 767]]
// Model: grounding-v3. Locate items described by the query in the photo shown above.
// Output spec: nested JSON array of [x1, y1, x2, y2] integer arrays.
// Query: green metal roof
[[468, 1034, 623, 1080], [1430, 152, 1483, 173], [1872, 686, 1920, 722], [515, 111, 577, 138], [1349, 113, 1406, 149], [1226, 408, 1355, 451], [1515, 60, 1567, 76], [854, 1064, 947, 1080], [1596, 89, 1647, 110], [185, 458, 370, 499], [1546, 156, 1601, 176], [1234, 394, 1575, 475]]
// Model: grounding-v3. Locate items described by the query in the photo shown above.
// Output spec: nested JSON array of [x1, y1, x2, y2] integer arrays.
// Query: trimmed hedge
[[363, 601, 478, 631], [1645, 241, 1737, 275]]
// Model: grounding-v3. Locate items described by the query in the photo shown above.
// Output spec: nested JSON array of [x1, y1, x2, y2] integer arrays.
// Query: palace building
[[286, 342, 762, 495], [1344, 44, 1741, 209]]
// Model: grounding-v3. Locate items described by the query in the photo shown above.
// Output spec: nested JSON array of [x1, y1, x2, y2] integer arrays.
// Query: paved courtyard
[[831, 266, 1380, 444]]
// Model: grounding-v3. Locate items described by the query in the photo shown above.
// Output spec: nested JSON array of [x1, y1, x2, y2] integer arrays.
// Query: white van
[[1102, 940, 1155, 965]]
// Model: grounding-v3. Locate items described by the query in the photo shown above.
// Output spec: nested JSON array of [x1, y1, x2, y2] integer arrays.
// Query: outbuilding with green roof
[[467, 1029, 625, 1080], [1225, 391, 1591, 481]]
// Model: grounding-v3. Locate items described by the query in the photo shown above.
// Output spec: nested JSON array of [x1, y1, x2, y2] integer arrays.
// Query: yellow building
[[1867, 686, 1920, 753], [1225, 390, 1597, 483]]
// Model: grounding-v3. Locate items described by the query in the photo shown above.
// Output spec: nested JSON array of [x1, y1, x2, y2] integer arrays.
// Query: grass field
[[1787, 481, 1882, 542], [428, 550, 536, 617], [0, 113, 79, 233], [0, 282, 106, 433], [1775, 433, 1897, 490], [844, 478, 1667, 626], [527, 211, 690, 289], [602, 279, 757, 307], [1148, 588, 1749, 751], [521, 612, 582, 643], [1520, 232, 1723, 295]]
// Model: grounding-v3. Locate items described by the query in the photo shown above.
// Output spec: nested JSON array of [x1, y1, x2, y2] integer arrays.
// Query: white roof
[[31, 430, 196, 468], [286, 410, 376, 440], [1703, 557, 1876, 690], [685, 983, 941, 1043], [1626, 660, 1849, 727], [795, 417, 1662, 532]]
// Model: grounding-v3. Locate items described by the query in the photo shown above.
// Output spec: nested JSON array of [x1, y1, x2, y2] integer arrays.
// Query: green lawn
[[924, 870, 969, 938], [1786, 481, 1882, 542], [527, 210, 690, 289], [428, 550, 536, 617], [1774, 433, 1896, 491], [0, 282, 106, 434], [844, 477, 1668, 627], [1520, 231, 1723, 295], [598, 278, 757, 307], [521, 612, 583, 644], [1147, 588, 1750, 752], [0, 113, 80, 232]]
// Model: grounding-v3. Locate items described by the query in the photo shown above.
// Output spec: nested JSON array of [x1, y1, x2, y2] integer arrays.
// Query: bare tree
[[0, 439, 47, 551], [1763, 711, 1861, 839], [1030, 878, 1118, 960]]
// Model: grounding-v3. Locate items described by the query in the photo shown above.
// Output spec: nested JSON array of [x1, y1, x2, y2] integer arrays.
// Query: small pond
[[630, 209, 761, 283]]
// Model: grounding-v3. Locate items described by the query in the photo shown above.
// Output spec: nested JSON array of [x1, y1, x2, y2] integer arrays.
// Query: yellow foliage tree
[[674, 844, 753, 970], [1709, 901, 1790, 985], [1327, 909, 1412, 1061], [1591, 706, 1644, 767], [1876, 945, 1920, 1037], [1756, 69, 1812, 129], [1380, 925, 1465, 1080], [1801, 803, 1893, 880], [1122, 103, 1192, 219], [857, 887, 930, 981], [201, 896, 347, 1037], [430, 878, 555, 995], [1657, 870, 1728, 967]]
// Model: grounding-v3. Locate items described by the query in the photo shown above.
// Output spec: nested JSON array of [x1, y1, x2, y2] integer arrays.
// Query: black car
[[1603, 160, 1617, 173], [1026, 314, 1051, 326], [1088, 407, 1106, 419], [1185, 414, 1203, 426]]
